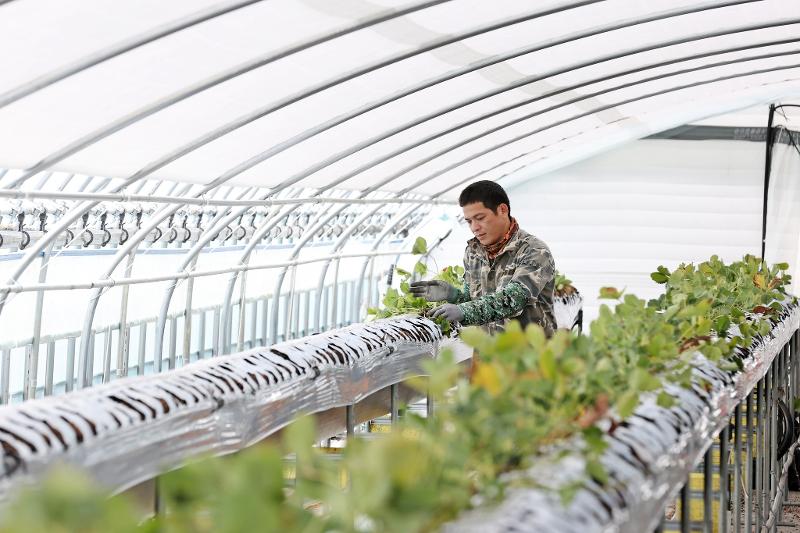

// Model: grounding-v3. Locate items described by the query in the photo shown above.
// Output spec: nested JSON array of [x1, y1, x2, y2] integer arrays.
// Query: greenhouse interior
[[1, 0, 800, 531]]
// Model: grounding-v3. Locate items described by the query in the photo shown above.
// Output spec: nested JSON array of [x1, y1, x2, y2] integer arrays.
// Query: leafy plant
[[554, 271, 575, 296], [3, 255, 795, 533], [367, 237, 465, 335], [649, 255, 793, 358]]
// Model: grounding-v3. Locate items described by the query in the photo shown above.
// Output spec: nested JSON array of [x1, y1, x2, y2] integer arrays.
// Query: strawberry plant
[[554, 271, 576, 296], [649, 255, 793, 362], [2, 254, 795, 533], [366, 237, 465, 335]]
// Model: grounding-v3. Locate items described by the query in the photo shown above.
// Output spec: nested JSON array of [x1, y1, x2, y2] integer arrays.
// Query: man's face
[[462, 201, 510, 246]]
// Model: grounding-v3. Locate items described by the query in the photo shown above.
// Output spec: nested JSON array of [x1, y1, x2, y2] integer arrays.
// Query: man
[[410, 180, 556, 336]]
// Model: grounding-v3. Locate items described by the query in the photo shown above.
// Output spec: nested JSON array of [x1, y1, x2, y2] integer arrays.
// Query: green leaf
[[616, 390, 640, 418], [582, 426, 608, 455], [714, 316, 731, 336], [459, 326, 487, 348], [525, 324, 547, 352], [650, 271, 669, 283], [539, 349, 556, 380], [631, 368, 661, 392], [586, 459, 609, 485], [414, 261, 428, 276], [656, 391, 676, 409], [598, 286, 623, 299], [396, 267, 411, 278], [384, 287, 399, 307], [412, 237, 428, 255]]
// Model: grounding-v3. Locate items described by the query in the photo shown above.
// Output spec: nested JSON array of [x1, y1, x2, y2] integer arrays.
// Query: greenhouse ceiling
[[0, 0, 800, 199]]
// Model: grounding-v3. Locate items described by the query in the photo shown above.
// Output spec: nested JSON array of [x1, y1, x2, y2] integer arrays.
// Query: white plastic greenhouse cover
[[1, 0, 800, 198]]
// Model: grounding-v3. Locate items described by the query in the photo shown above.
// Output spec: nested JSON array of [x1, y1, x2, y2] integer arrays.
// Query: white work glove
[[409, 280, 458, 302], [430, 303, 465, 323]]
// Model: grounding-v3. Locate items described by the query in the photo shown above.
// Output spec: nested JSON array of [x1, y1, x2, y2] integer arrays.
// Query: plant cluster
[[366, 237, 465, 335], [1, 255, 794, 533], [554, 271, 576, 296]]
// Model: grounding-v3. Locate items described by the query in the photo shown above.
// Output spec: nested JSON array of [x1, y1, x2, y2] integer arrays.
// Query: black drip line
[[760, 104, 800, 264]]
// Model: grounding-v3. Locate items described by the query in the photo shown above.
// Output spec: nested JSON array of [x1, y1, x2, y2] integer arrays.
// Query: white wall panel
[[506, 137, 765, 325]]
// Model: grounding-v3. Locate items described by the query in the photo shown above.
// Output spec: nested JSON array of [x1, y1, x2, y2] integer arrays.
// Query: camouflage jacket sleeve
[[458, 281, 529, 325], [452, 280, 471, 304], [458, 242, 555, 326]]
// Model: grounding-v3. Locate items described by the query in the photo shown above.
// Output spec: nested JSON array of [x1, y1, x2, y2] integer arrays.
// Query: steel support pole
[[65, 337, 75, 392], [757, 378, 765, 531], [704, 447, 713, 533], [0, 349, 9, 403], [102, 325, 113, 383], [734, 403, 741, 533], [182, 256, 199, 364], [390, 383, 399, 425], [746, 392, 753, 531], [681, 482, 691, 533], [116, 250, 135, 378], [24, 242, 55, 400], [346, 404, 355, 438], [137, 323, 147, 376], [720, 424, 730, 533], [236, 270, 248, 352]]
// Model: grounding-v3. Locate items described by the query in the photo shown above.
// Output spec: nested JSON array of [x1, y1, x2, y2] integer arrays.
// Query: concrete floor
[[779, 492, 800, 533]]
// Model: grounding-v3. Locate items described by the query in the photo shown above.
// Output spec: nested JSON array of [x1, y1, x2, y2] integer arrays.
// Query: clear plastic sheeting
[[0, 316, 448, 499], [0, 1, 799, 198], [444, 300, 799, 533]]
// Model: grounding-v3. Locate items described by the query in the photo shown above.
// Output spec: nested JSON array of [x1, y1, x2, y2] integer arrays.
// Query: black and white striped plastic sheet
[[0, 316, 442, 499], [0, 293, 583, 503], [554, 291, 583, 331]]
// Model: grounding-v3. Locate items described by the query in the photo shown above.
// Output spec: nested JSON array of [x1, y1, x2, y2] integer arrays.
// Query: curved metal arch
[[0, 0, 761, 313], [114, 53, 800, 356], [0, 0, 266, 109], [175, 0, 769, 200], [367, 46, 800, 199], [151, 188, 304, 366], [317, 202, 427, 331], [4, 4, 792, 370], [0, 0, 596, 318], [215, 189, 352, 354], [74, 185, 258, 386], [310, 203, 397, 330], [6, 0, 601, 190], [393, 62, 800, 201], [180, 15, 800, 216], [149, 180, 360, 362], [267, 200, 368, 344]]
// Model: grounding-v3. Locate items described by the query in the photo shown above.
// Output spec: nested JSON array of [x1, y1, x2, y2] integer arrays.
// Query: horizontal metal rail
[[0, 249, 411, 293], [0, 189, 453, 207], [0, 271, 387, 401]]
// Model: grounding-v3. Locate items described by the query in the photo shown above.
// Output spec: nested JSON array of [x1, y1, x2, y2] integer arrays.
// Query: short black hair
[[458, 180, 511, 216]]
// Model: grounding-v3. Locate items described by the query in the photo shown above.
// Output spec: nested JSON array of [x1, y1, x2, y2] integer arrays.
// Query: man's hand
[[409, 280, 457, 302], [430, 303, 464, 323]]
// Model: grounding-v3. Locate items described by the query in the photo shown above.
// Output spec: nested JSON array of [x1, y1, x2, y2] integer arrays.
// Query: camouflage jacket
[[453, 228, 556, 336]]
